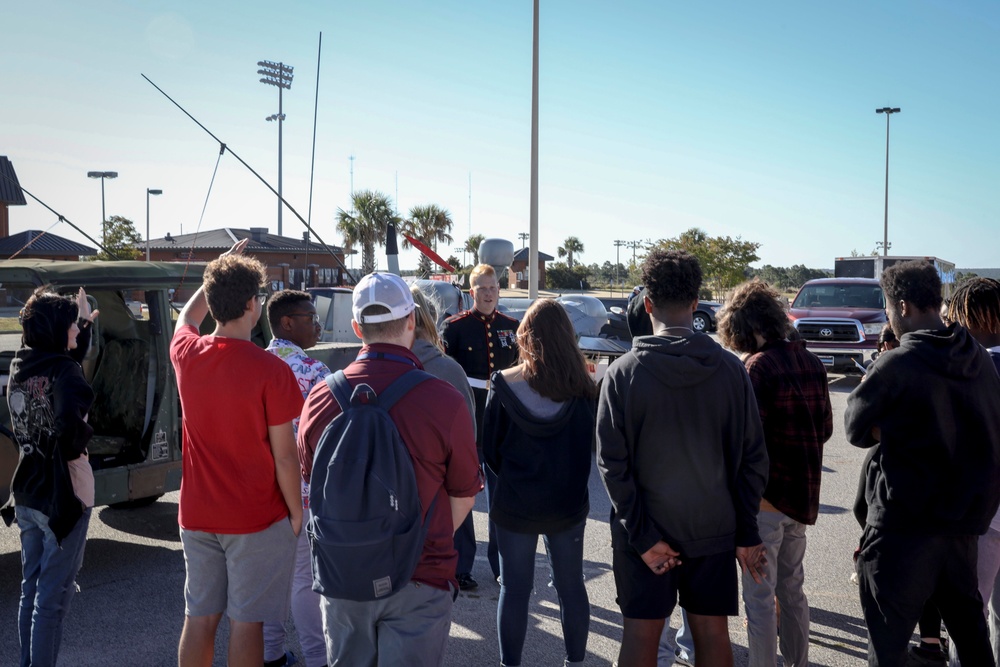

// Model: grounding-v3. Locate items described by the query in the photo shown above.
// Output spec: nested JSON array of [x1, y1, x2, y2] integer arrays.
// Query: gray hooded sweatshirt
[[597, 333, 768, 559]]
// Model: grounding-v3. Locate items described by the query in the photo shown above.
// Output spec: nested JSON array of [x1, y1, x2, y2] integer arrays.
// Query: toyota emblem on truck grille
[[820, 328, 834, 337]]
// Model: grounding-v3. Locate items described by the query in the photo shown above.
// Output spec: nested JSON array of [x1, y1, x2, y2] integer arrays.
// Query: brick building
[[510, 247, 553, 289], [0, 156, 27, 239], [146, 227, 351, 290]]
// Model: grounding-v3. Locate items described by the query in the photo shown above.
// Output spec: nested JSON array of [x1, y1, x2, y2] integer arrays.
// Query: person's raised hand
[[221, 238, 250, 258], [76, 287, 99, 323]]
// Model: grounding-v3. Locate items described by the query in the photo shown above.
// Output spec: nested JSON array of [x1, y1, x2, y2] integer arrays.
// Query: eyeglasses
[[257, 291, 268, 305], [287, 312, 321, 325]]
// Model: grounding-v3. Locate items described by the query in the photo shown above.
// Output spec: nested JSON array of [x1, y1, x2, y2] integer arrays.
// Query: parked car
[[692, 301, 722, 333], [787, 277, 886, 373]]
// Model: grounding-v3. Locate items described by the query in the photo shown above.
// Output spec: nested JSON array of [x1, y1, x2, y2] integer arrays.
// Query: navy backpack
[[307, 368, 435, 601]]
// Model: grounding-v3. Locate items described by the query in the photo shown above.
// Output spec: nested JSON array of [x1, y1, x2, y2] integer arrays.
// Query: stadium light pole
[[876, 107, 900, 257], [146, 188, 162, 261], [87, 170, 118, 249], [258, 60, 294, 236]]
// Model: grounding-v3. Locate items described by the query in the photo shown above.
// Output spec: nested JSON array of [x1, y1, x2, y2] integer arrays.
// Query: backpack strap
[[326, 370, 354, 411], [326, 368, 433, 413], [377, 369, 434, 412]]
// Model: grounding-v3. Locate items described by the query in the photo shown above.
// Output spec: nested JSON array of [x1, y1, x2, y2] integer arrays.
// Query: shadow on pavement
[[828, 375, 863, 394], [810, 606, 869, 660], [97, 500, 181, 542], [0, 538, 188, 666]]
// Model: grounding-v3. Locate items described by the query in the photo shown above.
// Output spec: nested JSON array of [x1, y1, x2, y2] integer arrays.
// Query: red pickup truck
[[787, 277, 887, 373]]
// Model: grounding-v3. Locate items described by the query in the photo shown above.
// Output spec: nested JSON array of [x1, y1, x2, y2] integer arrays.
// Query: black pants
[[856, 526, 993, 667], [455, 456, 499, 579]]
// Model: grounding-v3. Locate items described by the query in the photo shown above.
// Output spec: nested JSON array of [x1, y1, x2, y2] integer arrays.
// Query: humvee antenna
[[140, 74, 356, 284], [0, 170, 121, 260]]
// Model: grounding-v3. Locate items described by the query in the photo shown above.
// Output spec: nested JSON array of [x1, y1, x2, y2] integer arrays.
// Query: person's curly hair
[[948, 277, 1000, 335], [880, 260, 942, 312], [641, 249, 702, 309], [203, 254, 267, 324], [717, 279, 788, 354]]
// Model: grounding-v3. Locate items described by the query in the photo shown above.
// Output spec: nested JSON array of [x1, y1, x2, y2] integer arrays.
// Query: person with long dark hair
[[1, 287, 97, 666], [483, 299, 597, 667]]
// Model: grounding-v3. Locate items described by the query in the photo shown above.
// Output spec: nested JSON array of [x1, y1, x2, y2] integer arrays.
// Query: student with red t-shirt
[[170, 240, 304, 667]]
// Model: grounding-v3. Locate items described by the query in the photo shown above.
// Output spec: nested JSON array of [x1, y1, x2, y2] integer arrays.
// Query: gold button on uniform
[[490, 352, 495, 358], [489, 342, 493, 348]]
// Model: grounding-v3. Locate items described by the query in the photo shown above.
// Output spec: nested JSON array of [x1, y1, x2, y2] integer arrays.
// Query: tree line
[[99, 207, 829, 297]]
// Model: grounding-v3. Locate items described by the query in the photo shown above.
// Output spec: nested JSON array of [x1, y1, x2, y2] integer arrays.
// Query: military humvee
[[0, 260, 360, 509]]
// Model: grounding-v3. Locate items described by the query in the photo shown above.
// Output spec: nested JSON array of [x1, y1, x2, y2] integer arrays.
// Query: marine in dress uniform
[[442, 308, 520, 442], [441, 267, 520, 589]]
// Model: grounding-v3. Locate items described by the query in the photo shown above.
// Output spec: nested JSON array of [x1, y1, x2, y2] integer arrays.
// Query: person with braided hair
[[946, 277, 1000, 667], [846, 261, 1000, 666]]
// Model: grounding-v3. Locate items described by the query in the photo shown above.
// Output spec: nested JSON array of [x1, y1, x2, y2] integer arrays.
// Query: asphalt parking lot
[[0, 373, 875, 666]]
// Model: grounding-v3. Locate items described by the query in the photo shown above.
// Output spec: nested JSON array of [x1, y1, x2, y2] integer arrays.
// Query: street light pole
[[146, 188, 163, 261], [258, 60, 294, 236], [87, 170, 118, 249], [876, 107, 900, 257]]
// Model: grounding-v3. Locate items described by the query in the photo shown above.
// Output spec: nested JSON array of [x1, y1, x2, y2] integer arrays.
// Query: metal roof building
[[0, 230, 97, 260]]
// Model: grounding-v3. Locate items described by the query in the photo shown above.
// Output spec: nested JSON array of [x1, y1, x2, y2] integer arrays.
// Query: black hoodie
[[597, 333, 769, 559], [845, 324, 1000, 535], [1, 327, 94, 543], [483, 372, 594, 535]]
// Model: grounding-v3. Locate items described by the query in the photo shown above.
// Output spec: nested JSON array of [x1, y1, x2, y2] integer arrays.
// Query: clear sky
[[4, 1, 998, 272]]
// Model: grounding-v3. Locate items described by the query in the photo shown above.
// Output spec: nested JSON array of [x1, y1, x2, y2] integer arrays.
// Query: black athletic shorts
[[612, 544, 738, 619]]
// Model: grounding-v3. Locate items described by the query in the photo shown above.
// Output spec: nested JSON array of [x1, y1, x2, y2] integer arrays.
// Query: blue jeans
[[16, 504, 92, 667], [496, 521, 590, 666]]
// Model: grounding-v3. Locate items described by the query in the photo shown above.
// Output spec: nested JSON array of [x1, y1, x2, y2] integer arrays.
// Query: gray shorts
[[181, 517, 297, 622], [320, 582, 455, 666]]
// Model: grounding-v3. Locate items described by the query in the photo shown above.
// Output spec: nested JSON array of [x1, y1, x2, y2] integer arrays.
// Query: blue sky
[[4, 1, 998, 272]]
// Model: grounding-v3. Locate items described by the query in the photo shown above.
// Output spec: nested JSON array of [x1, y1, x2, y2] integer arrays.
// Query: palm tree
[[557, 236, 584, 269], [464, 234, 485, 266], [336, 190, 399, 276], [401, 204, 454, 276]]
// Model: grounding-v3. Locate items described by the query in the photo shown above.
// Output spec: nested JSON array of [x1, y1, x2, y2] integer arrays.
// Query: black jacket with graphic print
[[2, 325, 94, 542]]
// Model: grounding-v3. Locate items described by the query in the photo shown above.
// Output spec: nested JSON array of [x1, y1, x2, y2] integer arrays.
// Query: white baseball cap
[[352, 272, 415, 324]]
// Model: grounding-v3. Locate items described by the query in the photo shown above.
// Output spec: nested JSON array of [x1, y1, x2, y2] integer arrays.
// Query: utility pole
[[614, 239, 627, 297], [258, 60, 294, 236], [626, 240, 641, 268], [518, 232, 529, 248], [875, 106, 900, 257]]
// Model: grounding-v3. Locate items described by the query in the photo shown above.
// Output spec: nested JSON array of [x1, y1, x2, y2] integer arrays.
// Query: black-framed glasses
[[257, 290, 268, 305], [287, 312, 321, 324]]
